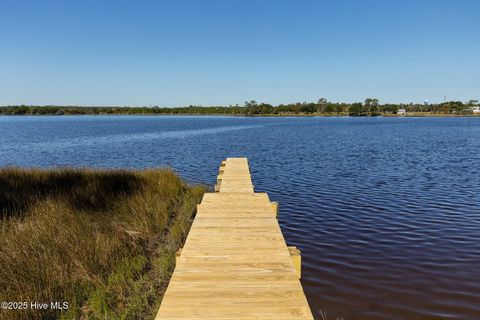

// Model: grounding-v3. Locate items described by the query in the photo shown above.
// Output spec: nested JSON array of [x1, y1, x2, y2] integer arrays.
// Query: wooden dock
[[156, 158, 313, 319]]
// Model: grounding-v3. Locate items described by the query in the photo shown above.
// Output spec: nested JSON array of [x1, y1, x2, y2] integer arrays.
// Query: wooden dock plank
[[156, 158, 313, 320]]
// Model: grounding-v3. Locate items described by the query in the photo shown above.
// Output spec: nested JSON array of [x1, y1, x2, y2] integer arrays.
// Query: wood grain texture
[[156, 158, 313, 320]]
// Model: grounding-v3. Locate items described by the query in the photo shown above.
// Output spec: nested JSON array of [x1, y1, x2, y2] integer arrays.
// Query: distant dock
[[156, 158, 313, 319]]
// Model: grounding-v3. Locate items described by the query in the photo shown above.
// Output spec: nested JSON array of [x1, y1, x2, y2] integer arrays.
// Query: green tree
[[300, 103, 316, 113], [449, 101, 465, 114], [364, 98, 379, 114], [317, 98, 327, 113], [467, 100, 478, 107], [349, 102, 364, 115], [244, 100, 258, 115]]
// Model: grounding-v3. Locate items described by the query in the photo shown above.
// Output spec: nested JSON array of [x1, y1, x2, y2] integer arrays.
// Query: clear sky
[[0, 0, 479, 106]]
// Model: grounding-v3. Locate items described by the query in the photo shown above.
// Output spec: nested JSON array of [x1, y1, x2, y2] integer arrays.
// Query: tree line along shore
[[0, 167, 206, 320], [1, 98, 479, 116]]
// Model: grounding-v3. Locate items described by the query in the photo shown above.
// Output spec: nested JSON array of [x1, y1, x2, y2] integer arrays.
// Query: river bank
[[0, 167, 205, 320], [1, 112, 479, 117], [1, 103, 479, 117]]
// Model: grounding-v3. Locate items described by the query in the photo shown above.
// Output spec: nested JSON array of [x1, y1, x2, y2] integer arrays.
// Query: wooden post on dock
[[271, 201, 279, 218], [288, 246, 302, 278]]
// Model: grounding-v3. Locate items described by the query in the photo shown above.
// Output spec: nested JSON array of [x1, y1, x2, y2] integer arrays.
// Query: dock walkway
[[156, 158, 313, 319]]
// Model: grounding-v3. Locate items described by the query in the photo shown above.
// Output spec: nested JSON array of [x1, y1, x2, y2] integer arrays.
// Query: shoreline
[[0, 113, 479, 117], [0, 167, 205, 320]]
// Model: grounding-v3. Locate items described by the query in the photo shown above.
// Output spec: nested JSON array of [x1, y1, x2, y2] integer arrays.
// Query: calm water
[[1, 116, 479, 319]]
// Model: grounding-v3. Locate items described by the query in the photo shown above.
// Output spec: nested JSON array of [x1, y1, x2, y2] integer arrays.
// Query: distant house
[[397, 109, 406, 115], [471, 106, 480, 113]]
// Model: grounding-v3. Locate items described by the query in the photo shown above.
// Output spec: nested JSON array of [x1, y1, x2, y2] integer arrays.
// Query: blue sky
[[0, 0, 479, 106]]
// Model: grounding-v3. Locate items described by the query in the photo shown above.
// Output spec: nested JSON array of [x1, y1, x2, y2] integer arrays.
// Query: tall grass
[[0, 167, 206, 320]]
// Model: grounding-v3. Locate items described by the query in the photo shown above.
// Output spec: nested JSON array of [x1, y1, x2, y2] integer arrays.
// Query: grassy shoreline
[[0, 167, 206, 320]]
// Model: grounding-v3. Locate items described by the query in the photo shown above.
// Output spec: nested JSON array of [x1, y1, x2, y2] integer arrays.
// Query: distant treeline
[[1, 98, 479, 116]]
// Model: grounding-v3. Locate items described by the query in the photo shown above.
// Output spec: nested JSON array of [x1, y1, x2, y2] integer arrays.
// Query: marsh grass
[[0, 167, 206, 320]]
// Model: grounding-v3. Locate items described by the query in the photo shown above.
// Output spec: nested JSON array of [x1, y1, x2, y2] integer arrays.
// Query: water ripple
[[1, 116, 480, 319]]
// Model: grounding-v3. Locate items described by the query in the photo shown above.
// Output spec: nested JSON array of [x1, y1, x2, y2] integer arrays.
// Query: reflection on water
[[10, 124, 263, 150], [1, 116, 479, 319]]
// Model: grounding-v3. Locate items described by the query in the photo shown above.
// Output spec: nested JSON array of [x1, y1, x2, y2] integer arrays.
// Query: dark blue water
[[1, 116, 479, 319]]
